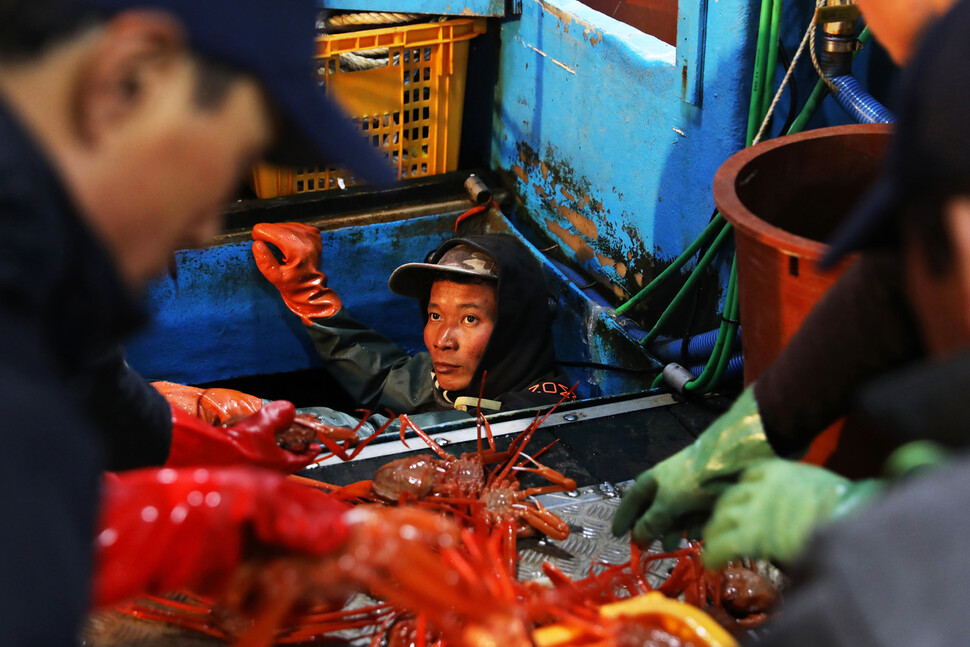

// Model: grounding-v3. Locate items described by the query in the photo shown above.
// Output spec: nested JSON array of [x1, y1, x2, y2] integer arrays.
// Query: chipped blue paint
[[494, 0, 754, 302], [320, 0, 508, 17]]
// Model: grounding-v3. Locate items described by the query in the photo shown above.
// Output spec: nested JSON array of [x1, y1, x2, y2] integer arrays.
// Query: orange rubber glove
[[153, 381, 264, 426], [152, 381, 205, 418], [92, 467, 351, 608], [165, 400, 321, 473], [252, 222, 342, 324]]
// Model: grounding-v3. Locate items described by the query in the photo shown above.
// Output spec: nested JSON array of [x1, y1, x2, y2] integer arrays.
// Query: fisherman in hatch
[[249, 224, 577, 423]]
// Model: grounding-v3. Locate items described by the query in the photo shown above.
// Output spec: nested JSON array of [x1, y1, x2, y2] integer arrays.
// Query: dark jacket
[[0, 100, 171, 644], [304, 234, 574, 416], [754, 250, 924, 457], [753, 349, 970, 647]]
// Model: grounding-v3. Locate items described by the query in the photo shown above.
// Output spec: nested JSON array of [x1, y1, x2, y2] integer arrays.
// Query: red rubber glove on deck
[[166, 400, 320, 473], [252, 222, 342, 324], [93, 467, 351, 608]]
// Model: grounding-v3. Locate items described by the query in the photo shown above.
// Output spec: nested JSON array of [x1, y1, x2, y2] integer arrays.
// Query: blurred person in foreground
[[0, 0, 495, 643], [612, 0, 960, 552], [727, 2, 970, 643]]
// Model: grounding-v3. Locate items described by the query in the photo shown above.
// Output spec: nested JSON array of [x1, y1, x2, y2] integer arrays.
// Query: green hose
[[615, 214, 726, 317], [759, 0, 784, 123], [639, 221, 734, 347], [746, 0, 775, 146], [685, 257, 739, 392], [786, 78, 828, 135]]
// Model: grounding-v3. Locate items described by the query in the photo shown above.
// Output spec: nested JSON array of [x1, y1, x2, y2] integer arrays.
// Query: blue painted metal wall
[[125, 0, 896, 402], [125, 210, 657, 400], [491, 0, 756, 305], [126, 219, 431, 385]]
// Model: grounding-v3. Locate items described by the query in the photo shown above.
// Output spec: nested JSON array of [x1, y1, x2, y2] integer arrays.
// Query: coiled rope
[[324, 12, 422, 31], [321, 12, 428, 71]]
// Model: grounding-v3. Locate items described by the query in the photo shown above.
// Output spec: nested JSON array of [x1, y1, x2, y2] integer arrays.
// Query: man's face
[[903, 197, 970, 357], [856, 0, 955, 64], [94, 61, 272, 287], [424, 279, 498, 392]]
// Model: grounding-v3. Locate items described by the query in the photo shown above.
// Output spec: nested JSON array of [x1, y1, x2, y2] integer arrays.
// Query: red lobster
[[329, 406, 577, 572]]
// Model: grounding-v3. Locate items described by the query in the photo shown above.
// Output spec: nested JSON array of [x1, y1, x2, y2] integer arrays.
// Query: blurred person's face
[[904, 197, 970, 357], [424, 280, 498, 392], [56, 14, 274, 289], [856, 0, 956, 63]]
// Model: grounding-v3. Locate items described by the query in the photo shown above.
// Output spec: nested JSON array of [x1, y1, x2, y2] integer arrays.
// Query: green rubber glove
[[612, 386, 776, 547], [882, 440, 950, 479], [701, 458, 883, 569]]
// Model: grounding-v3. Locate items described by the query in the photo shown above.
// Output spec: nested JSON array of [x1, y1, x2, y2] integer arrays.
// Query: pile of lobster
[[104, 399, 780, 647]]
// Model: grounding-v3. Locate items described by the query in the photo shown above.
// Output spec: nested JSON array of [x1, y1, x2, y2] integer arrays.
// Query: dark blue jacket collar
[[0, 98, 147, 369]]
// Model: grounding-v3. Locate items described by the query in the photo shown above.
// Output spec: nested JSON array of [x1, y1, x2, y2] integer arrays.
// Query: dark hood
[[415, 233, 558, 405]]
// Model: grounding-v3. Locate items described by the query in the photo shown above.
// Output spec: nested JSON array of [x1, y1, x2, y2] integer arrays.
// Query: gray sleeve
[[304, 307, 435, 415], [753, 455, 970, 647]]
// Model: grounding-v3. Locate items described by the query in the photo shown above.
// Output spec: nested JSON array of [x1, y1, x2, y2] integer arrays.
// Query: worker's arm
[[756, 250, 923, 455], [78, 345, 172, 470], [304, 310, 436, 413], [253, 222, 435, 414]]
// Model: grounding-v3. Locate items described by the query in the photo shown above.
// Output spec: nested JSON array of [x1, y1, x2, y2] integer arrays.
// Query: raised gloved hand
[[153, 381, 264, 426], [701, 458, 882, 569], [93, 466, 352, 608], [165, 400, 321, 473], [612, 386, 776, 547], [252, 222, 341, 324]]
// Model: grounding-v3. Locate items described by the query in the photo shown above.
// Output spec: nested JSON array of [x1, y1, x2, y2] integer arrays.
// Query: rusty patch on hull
[[595, 252, 616, 269], [510, 140, 725, 335], [557, 204, 598, 239], [547, 219, 595, 262], [535, 0, 604, 45]]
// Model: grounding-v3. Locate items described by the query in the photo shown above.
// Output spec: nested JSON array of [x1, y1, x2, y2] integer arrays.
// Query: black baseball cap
[[820, 0, 970, 268], [79, 0, 395, 186]]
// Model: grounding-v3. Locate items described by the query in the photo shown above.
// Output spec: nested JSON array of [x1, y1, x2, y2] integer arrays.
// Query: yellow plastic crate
[[252, 17, 486, 198]]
